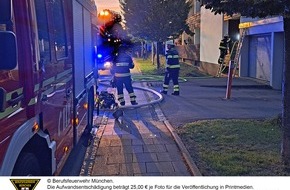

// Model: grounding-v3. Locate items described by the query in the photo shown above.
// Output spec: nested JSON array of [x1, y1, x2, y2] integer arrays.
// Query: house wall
[[196, 11, 284, 89], [198, 8, 224, 75], [200, 7, 223, 65], [239, 16, 284, 89], [271, 32, 284, 90]]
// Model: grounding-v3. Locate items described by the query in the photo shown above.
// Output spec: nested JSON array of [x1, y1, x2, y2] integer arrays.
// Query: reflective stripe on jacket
[[111, 52, 134, 77], [219, 38, 231, 50], [166, 49, 180, 69], [115, 73, 131, 77], [116, 62, 130, 67]]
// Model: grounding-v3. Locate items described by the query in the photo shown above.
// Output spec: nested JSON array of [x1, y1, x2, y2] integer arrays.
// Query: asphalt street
[[60, 73, 282, 176], [150, 77, 282, 128]]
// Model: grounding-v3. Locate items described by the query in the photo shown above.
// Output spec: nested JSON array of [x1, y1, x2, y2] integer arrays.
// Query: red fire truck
[[0, 0, 98, 175]]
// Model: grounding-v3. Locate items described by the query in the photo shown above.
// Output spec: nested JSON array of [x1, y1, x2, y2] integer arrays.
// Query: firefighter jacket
[[219, 37, 231, 51], [111, 52, 134, 77], [165, 49, 180, 69]]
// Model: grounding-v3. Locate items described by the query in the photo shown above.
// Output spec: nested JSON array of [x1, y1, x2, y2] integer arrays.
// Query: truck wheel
[[12, 152, 42, 176]]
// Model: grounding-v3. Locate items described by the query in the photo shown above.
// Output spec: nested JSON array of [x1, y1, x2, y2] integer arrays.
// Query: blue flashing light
[[97, 54, 103, 58]]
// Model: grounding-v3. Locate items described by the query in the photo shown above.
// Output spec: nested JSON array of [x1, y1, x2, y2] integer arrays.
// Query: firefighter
[[111, 44, 138, 106], [161, 41, 180, 95], [218, 35, 231, 64]]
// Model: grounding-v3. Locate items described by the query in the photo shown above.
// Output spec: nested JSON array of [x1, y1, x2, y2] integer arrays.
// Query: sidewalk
[[80, 80, 201, 176], [79, 61, 282, 176]]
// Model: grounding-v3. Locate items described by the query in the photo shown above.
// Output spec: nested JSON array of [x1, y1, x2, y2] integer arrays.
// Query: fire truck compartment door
[[0, 31, 17, 70], [72, 1, 85, 97], [0, 0, 12, 23]]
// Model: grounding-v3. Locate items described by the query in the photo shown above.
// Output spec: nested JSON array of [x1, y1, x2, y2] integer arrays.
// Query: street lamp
[[99, 10, 109, 16], [98, 10, 112, 27]]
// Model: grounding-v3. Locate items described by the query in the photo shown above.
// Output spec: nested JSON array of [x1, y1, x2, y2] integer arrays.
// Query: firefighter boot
[[160, 90, 167, 95], [131, 101, 138, 105], [118, 94, 125, 106], [161, 84, 169, 95], [129, 93, 138, 105], [172, 85, 179, 95], [171, 91, 179, 96]]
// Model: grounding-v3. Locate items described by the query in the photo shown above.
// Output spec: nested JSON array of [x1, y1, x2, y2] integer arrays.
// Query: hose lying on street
[[98, 79, 163, 110]]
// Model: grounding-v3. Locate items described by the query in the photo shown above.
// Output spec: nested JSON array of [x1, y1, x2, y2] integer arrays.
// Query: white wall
[[200, 7, 223, 64]]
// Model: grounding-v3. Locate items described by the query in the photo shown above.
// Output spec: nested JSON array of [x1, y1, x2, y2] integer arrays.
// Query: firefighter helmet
[[166, 40, 175, 49]]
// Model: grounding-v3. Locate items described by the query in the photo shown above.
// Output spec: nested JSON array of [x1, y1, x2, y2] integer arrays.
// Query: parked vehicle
[[96, 9, 123, 70], [0, 0, 97, 176]]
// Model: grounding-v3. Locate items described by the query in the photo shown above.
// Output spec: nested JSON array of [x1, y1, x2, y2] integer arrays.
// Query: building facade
[[239, 17, 284, 90], [186, 1, 284, 90]]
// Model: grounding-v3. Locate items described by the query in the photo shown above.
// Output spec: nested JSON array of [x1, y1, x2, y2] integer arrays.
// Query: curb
[[138, 80, 202, 176], [163, 120, 202, 176], [137, 81, 202, 176], [80, 113, 109, 176], [200, 84, 272, 89]]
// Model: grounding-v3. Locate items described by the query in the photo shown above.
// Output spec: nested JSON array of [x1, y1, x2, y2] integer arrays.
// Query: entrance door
[[249, 34, 271, 81]]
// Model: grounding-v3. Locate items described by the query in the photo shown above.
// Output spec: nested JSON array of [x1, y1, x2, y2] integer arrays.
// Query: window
[[34, 0, 50, 69], [52, 0, 68, 59]]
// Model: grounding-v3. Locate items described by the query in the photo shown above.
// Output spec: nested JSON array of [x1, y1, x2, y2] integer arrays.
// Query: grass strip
[[176, 118, 290, 176]]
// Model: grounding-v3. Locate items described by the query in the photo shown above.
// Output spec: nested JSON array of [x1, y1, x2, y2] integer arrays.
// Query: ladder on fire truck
[[217, 28, 247, 77]]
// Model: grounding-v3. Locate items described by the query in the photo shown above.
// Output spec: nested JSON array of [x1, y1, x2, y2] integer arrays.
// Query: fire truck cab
[[0, 0, 97, 175]]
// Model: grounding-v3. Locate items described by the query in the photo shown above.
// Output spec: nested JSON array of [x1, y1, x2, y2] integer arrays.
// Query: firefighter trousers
[[115, 76, 137, 105], [218, 50, 227, 64], [162, 68, 180, 94]]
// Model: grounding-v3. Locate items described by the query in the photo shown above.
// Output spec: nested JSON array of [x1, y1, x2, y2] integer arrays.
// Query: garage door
[[249, 34, 271, 81]]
